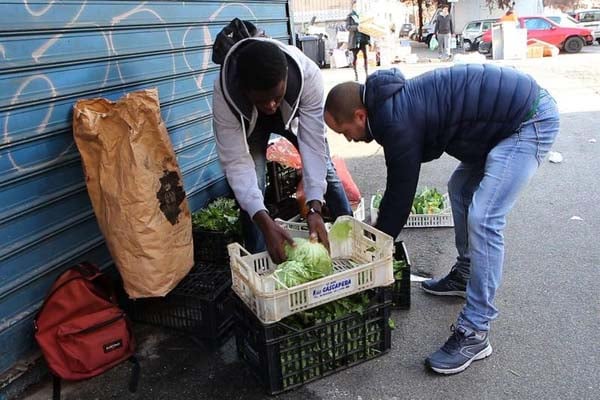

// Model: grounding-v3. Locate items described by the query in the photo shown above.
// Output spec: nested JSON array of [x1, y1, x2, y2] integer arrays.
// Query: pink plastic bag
[[332, 156, 362, 205], [266, 138, 302, 169]]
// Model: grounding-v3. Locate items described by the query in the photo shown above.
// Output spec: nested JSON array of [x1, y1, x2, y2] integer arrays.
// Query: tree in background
[[543, 0, 583, 11], [485, 0, 513, 9]]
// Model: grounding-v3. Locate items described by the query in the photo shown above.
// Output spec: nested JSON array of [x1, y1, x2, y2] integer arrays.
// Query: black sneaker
[[421, 265, 468, 298], [426, 325, 492, 374]]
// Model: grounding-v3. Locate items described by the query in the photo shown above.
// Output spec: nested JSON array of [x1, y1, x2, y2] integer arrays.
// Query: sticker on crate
[[310, 277, 353, 300], [227, 216, 394, 324]]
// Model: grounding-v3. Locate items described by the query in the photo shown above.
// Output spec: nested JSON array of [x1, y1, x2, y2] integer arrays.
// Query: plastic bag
[[332, 157, 362, 205], [429, 36, 439, 51], [266, 137, 302, 169]]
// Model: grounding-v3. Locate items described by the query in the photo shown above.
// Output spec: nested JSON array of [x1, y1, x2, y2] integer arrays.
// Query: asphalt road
[[21, 44, 600, 400]]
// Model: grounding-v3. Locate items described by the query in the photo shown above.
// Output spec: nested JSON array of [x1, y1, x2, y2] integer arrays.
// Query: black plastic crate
[[265, 161, 300, 205], [192, 228, 242, 267], [124, 264, 234, 348], [234, 288, 392, 395], [267, 197, 300, 221], [392, 241, 411, 310]]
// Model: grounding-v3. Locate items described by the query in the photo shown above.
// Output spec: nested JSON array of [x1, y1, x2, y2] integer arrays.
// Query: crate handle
[[227, 242, 252, 258], [362, 229, 376, 242], [276, 218, 310, 232]]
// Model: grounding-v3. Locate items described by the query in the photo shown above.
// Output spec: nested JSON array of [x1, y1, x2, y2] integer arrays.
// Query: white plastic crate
[[228, 216, 394, 324], [352, 197, 365, 222], [370, 193, 454, 228]]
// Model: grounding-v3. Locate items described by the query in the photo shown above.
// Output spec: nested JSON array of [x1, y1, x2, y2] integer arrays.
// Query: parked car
[[568, 9, 600, 44], [546, 13, 580, 27], [478, 16, 594, 55], [461, 18, 496, 51], [399, 23, 415, 38], [420, 8, 440, 45]]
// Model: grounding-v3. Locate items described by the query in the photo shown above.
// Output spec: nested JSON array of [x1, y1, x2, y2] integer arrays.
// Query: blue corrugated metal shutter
[[0, 0, 292, 375]]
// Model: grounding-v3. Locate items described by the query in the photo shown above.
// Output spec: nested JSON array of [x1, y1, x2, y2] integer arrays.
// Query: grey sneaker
[[421, 265, 468, 298], [426, 325, 493, 374]]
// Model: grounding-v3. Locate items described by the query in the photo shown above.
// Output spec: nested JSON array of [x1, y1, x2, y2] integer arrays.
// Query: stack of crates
[[192, 227, 242, 266], [234, 288, 392, 394], [229, 217, 397, 393], [123, 263, 234, 348]]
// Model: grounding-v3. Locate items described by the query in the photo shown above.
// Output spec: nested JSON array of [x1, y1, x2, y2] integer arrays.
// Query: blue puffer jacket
[[366, 64, 540, 238]]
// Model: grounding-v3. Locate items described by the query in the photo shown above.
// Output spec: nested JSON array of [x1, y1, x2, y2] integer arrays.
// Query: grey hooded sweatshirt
[[212, 37, 328, 218]]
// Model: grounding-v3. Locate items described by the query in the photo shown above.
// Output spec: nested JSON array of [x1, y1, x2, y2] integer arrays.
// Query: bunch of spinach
[[191, 197, 241, 235]]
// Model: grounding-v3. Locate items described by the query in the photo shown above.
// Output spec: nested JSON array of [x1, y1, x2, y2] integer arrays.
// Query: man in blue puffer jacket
[[324, 64, 559, 374]]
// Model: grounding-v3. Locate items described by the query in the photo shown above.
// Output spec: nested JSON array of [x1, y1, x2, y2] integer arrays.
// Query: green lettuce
[[274, 238, 333, 288]]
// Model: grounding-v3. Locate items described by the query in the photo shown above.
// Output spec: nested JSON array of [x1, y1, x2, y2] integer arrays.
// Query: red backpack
[[34, 263, 139, 399]]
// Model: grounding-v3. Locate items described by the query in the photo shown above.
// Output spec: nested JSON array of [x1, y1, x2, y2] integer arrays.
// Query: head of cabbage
[[273, 238, 333, 288]]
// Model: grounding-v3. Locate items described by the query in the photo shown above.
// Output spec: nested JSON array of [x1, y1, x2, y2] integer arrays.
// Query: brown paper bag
[[72, 89, 193, 298]]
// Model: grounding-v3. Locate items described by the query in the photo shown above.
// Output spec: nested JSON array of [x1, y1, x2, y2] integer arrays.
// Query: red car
[[478, 16, 594, 55]]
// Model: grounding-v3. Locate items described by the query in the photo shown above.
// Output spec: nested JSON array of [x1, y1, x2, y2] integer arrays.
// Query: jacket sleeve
[[434, 16, 439, 34], [296, 58, 328, 205], [375, 124, 422, 239], [347, 14, 358, 31], [212, 78, 266, 218]]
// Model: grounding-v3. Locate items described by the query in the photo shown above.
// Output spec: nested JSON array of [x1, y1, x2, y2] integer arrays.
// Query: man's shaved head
[[324, 81, 370, 143], [324, 82, 364, 124]]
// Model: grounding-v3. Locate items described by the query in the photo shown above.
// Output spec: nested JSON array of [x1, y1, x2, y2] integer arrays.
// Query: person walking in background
[[434, 6, 453, 60], [346, 0, 371, 81]]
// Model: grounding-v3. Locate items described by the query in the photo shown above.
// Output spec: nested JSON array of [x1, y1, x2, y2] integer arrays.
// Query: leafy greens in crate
[[192, 197, 241, 234], [373, 187, 445, 214]]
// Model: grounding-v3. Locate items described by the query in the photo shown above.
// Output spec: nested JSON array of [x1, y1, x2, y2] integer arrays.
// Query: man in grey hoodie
[[212, 32, 352, 263]]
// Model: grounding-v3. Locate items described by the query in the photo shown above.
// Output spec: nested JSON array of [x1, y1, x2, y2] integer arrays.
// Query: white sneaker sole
[[421, 286, 467, 298], [429, 344, 493, 375]]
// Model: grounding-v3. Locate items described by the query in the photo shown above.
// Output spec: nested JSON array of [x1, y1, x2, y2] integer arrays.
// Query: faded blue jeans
[[240, 113, 352, 253], [448, 89, 560, 332]]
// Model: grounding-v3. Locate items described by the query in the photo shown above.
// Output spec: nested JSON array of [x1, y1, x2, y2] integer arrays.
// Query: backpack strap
[[52, 375, 61, 400], [77, 262, 118, 304], [128, 356, 140, 393]]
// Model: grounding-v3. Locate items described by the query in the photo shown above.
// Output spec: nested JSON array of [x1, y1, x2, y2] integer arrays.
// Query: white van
[[569, 9, 600, 43]]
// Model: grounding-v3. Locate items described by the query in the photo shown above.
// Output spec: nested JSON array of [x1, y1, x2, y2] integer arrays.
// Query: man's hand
[[306, 200, 330, 252], [253, 210, 294, 264]]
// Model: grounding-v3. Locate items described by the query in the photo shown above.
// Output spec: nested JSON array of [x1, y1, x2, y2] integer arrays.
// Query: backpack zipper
[[72, 312, 126, 336]]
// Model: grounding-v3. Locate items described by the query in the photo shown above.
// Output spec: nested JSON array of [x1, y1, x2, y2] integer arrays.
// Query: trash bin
[[296, 35, 324, 67]]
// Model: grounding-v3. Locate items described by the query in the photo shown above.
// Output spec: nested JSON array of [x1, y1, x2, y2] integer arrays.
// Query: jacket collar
[[360, 83, 374, 142]]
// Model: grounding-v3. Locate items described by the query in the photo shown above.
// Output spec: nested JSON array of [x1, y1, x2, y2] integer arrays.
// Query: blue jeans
[[448, 89, 560, 332], [240, 117, 352, 253]]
